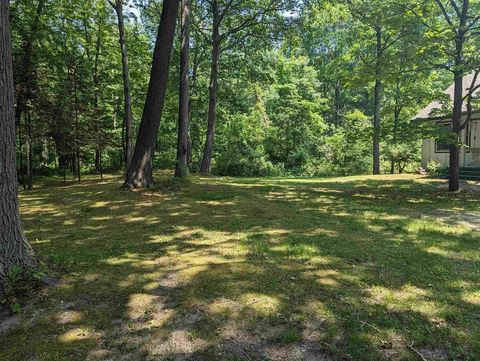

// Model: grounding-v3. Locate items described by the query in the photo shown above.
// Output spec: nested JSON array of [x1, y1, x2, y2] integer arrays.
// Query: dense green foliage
[[10, 0, 479, 182]]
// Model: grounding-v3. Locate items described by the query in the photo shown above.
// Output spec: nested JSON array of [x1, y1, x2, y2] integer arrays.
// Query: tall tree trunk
[[187, 46, 205, 167], [449, 70, 463, 192], [390, 81, 401, 175], [200, 3, 220, 175], [123, 0, 179, 188], [95, 150, 101, 172], [448, 4, 469, 192], [99, 151, 103, 180], [390, 118, 399, 175], [14, 0, 44, 189], [26, 110, 33, 190], [0, 0, 36, 297], [93, 30, 102, 175], [17, 116, 26, 189], [175, 0, 190, 179], [110, 0, 134, 171], [373, 26, 382, 175], [73, 63, 81, 184], [333, 81, 341, 125]]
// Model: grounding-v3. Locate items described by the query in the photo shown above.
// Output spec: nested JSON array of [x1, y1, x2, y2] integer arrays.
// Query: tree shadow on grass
[[2, 174, 479, 360]]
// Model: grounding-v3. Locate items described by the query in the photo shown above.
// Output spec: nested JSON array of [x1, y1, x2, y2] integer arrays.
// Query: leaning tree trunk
[[0, 0, 36, 297], [175, 0, 190, 179], [123, 0, 179, 188], [372, 26, 382, 175], [200, 17, 220, 175], [111, 0, 134, 171]]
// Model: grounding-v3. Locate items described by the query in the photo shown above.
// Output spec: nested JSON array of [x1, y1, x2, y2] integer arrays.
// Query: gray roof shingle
[[414, 73, 480, 120]]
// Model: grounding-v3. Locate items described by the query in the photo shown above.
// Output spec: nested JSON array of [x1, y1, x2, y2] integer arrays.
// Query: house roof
[[414, 73, 480, 120]]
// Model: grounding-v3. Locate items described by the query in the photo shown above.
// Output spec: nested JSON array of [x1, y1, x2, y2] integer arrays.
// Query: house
[[415, 73, 480, 169]]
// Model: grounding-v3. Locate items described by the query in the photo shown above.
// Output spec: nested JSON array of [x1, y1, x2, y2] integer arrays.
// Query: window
[[465, 122, 471, 151], [435, 122, 451, 153]]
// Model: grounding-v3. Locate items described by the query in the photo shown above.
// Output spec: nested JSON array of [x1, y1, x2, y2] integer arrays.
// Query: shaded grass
[[1, 173, 479, 360]]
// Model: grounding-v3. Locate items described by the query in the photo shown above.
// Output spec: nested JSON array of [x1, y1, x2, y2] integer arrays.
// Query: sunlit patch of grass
[[1, 173, 479, 360], [462, 291, 480, 305], [59, 327, 99, 343], [239, 294, 281, 316]]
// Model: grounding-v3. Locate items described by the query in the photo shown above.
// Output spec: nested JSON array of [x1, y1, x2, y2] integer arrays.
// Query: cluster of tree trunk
[[0, 0, 194, 294]]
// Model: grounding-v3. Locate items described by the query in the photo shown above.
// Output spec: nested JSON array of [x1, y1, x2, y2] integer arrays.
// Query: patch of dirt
[[173, 307, 204, 328], [218, 321, 261, 357], [215, 319, 334, 361], [301, 319, 335, 361], [157, 273, 179, 290], [56, 310, 82, 324], [378, 334, 405, 361], [59, 298, 88, 311], [147, 329, 208, 359], [86, 348, 112, 360], [0, 314, 20, 334], [429, 210, 480, 231], [264, 344, 304, 360], [417, 347, 448, 361], [436, 181, 480, 193]]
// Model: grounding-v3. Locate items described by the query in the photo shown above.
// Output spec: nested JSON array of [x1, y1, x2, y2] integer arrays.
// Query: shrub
[[215, 148, 284, 177], [384, 144, 420, 173], [286, 150, 309, 170], [426, 161, 447, 177], [1, 266, 43, 313]]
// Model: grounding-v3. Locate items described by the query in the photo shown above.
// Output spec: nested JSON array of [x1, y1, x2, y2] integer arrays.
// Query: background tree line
[[8, 0, 480, 188]]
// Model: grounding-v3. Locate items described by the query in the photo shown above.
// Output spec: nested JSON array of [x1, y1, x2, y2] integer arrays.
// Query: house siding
[[422, 120, 480, 168]]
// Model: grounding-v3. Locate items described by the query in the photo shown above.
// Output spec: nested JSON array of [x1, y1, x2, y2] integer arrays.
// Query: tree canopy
[[7, 0, 480, 187]]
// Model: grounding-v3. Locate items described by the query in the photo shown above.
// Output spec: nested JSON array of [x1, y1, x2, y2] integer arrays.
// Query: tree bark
[[123, 0, 179, 188], [73, 63, 81, 184], [26, 110, 33, 190], [187, 46, 205, 167], [448, 8, 469, 192], [0, 0, 36, 297], [175, 0, 190, 178], [333, 81, 341, 125], [14, 0, 44, 190], [93, 29, 102, 176], [449, 70, 463, 191], [390, 81, 401, 175], [17, 118, 25, 189], [200, 1, 220, 175], [373, 26, 382, 175], [110, 0, 134, 171]]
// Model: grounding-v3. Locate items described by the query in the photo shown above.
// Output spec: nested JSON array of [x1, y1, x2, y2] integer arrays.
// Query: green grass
[[1, 173, 479, 360]]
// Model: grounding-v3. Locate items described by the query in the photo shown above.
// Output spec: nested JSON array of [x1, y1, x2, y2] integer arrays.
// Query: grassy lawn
[[1, 174, 480, 361]]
